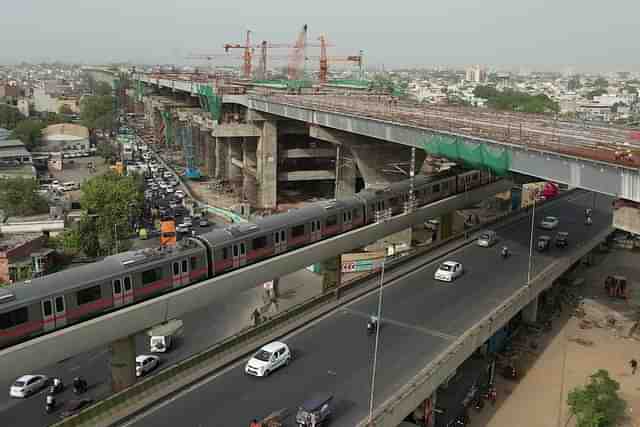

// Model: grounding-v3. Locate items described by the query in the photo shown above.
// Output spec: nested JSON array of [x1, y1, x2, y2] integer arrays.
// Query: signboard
[[341, 251, 385, 273]]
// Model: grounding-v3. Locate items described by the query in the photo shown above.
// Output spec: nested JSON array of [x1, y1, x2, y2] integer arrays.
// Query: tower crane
[[223, 30, 254, 79]]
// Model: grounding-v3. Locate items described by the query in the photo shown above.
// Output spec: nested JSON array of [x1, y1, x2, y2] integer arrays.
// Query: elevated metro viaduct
[[134, 73, 640, 235]]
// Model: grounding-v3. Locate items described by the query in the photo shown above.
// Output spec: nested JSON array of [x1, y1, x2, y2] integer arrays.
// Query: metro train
[[0, 169, 494, 349]]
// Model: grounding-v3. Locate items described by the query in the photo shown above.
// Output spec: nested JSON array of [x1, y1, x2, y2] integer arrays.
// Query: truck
[[147, 319, 183, 353]]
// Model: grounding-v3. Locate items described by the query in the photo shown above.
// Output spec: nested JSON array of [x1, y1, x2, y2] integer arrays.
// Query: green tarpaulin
[[196, 85, 221, 121], [422, 134, 511, 176]]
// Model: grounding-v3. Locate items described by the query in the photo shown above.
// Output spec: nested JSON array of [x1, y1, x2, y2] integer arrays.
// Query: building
[[0, 234, 55, 284], [40, 123, 90, 154], [0, 139, 35, 179], [0, 83, 19, 99], [32, 86, 80, 114], [465, 66, 487, 83], [0, 128, 10, 141]]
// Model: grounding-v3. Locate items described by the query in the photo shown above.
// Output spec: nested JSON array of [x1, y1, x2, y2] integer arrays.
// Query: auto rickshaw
[[537, 235, 551, 252], [295, 393, 333, 426], [555, 232, 569, 248], [605, 275, 627, 299]]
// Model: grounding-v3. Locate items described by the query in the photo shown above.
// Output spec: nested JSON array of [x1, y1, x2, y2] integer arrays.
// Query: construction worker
[[630, 359, 637, 375]]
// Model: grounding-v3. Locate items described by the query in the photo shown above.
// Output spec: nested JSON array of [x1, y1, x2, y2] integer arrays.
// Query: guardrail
[[53, 189, 579, 427], [359, 224, 613, 427]]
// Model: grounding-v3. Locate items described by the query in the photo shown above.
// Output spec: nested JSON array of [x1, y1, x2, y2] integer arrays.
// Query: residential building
[[0, 234, 55, 284], [465, 66, 487, 83]]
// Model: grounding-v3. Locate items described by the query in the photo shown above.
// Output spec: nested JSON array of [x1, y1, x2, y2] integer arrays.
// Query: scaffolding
[[177, 125, 201, 179]]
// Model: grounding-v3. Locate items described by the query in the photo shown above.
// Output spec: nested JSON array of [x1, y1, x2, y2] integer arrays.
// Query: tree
[[568, 76, 582, 91], [80, 172, 144, 254], [568, 369, 626, 427], [78, 216, 100, 257], [10, 119, 46, 150], [95, 82, 113, 96], [0, 104, 24, 129], [80, 95, 115, 132], [0, 178, 49, 216], [58, 104, 74, 116], [96, 140, 118, 164], [587, 88, 607, 99], [594, 77, 609, 88]]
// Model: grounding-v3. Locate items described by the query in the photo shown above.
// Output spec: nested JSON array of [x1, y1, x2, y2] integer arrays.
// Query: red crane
[[223, 30, 254, 79]]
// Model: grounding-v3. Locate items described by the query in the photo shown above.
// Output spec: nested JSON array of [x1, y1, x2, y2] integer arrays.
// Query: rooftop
[[0, 233, 42, 254], [42, 123, 89, 141]]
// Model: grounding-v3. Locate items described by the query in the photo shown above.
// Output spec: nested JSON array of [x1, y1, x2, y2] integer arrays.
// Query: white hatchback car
[[434, 261, 464, 282], [135, 355, 160, 377], [539, 216, 559, 230], [10, 374, 48, 398], [245, 342, 292, 377]]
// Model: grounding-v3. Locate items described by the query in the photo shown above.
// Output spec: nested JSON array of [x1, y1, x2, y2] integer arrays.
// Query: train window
[[0, 307, 28, 329], [142, 269, 159, 285], [123, 277, 132, 291], [343, 212, 347, 222], [253, 236, 267, 250], [222, 247, 229, 259], [274, 232, 279, 243], [77, 285, 102, 305], [326, 215, 337, 227], [172, 263, 179, 276], [240, 243, 246, 255], [292, 224, 305, 238], [433, 183, 441, 193], [55, 297, 65, 313], [233, 245, 239, 257], [316, 220, 321, 229], [281, 230, 285, 241], [190, 257, 197, 270], [43, 300, 53, 316], [182, 260, 188, 273], [113, 279, 122, 294], [311, 221, 315, 232]]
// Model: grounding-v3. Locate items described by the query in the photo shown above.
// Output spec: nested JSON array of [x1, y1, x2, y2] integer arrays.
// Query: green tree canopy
[[80, 95, 115, 132], [10, 119, 46, 150], [568, 369, 626, 427], [587, 88, 607, 99], [95, 82, 113, 96], [0, 177, 49, 217], [0, 104, 24, 129], [594, 77, 609, 88], [80, 172, 144, 254], [96, 140, 118, 164], [473, 85, 559, 114]]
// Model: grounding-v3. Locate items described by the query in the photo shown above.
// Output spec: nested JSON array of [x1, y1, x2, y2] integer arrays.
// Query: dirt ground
[[467, 248, 640, 427]]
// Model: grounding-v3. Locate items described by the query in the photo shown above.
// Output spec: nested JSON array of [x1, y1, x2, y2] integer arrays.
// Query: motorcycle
[[585, 216, 593, 226], [366, 319, 378, 336], [45, 395, 56, 414], [501, 248, 510, 259], [73, 378, 87, 395], [49, 379, 63, 395]]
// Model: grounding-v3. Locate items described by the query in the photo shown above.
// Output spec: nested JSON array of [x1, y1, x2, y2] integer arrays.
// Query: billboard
[[341, 251, 385, 273]]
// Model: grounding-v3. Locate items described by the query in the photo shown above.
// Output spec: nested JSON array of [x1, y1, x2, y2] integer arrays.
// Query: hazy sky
[[2, 0, 638, 70]]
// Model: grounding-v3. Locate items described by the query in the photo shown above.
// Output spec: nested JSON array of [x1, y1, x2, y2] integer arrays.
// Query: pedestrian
[[631, 359, 638, 375], [251, 308, 261, 327]]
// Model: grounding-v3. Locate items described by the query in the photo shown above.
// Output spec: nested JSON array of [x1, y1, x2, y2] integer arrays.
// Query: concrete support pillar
[[439, 212, 454, 240], [228, 138, 243, 185], [321, 255, 342, 293], [214, 137, 226, 179], [257, 121, 278, 209], [203, 130, 216, 177], [335, 144, 356, 198], [243, 137, 258, 206], [110, 334, 136, 392], [522, 296, 539, 323]]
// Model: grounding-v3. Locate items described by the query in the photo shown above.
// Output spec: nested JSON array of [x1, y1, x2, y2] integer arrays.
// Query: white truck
[[147, 319, 183, 353]]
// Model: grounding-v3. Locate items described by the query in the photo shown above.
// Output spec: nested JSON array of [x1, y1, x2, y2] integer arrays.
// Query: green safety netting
[[160, 111, 174, 146], [421, 135, 511, 176], [196, 85, 221, 121]]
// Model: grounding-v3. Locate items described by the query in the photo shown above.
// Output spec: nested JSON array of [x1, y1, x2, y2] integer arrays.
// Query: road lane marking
[[343, 308, 458, 341]]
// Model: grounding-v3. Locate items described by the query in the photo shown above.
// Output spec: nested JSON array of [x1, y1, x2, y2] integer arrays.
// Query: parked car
[[539, 216, 559, 230], [60, 399, 93, 419], [9, 374, 48, 398], [135, 355, 160, 377], [245, 342, 292, 377], [434, 261, 463, 282]]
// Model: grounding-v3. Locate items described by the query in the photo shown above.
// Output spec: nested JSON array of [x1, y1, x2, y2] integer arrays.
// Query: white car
[[245, 342, 291, 377], [163, 172, 173, 179], [539, 216, 559, 230], [175, 190, 185, 199], [434, 261, 464, 282], [135, 355, 160, 377], [165, 187, 174, 194], [10, 374, 48, 398]]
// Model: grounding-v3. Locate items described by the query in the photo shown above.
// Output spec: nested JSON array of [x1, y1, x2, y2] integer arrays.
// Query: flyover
[[135, 73, 640, 202], [124, 191, 612, 427], [0, 180, 509, 380]]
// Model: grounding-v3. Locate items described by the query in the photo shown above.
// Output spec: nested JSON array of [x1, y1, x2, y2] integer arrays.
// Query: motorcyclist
[[367, 315, 379, 333], [585, 215, 593, 225], [45, 394, 56, 411], [52, 377, 61, 390], [73, 376, 86, 393], [501, 246, 510, 258], [585, 208, 593, 218]]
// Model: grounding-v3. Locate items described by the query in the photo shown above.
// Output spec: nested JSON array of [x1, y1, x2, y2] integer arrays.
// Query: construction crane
[[317, 35, 363, 83], [223, 30, 254, 79], [288, 24, 308, 80]]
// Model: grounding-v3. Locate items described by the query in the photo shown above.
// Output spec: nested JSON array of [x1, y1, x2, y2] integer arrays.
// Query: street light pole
[[368, 245, 387, 425], [527, 195, 536, 285]]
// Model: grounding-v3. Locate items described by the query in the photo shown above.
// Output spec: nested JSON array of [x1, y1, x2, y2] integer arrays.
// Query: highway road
[[0, 268, 319, 426], [124, 192, 612, 427]]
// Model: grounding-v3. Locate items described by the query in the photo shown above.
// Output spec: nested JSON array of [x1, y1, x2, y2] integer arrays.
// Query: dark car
[[60, 399, 93, 419], [555, 231, 568, 248]]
